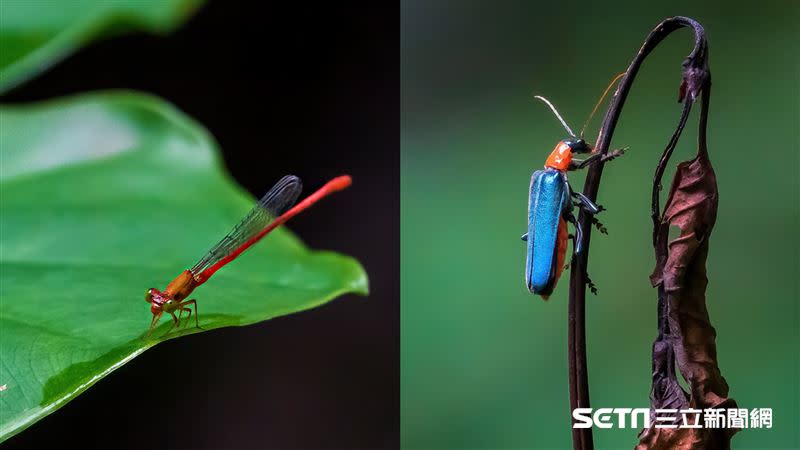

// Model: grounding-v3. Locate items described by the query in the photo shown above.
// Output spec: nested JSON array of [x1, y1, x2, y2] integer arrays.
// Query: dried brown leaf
[[637, 148, 739, 449]]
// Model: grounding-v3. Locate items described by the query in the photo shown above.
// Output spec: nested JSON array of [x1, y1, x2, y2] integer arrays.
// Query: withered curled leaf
[[637, 106, 739, 449]]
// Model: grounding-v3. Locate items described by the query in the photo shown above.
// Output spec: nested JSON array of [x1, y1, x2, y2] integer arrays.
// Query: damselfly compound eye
[[145, 288, 155, 303]]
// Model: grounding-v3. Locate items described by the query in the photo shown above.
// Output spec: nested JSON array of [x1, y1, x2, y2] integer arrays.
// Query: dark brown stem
[[566, 16, 708, 450]]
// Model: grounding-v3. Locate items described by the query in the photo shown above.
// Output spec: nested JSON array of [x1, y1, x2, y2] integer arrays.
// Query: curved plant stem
[[566, 16, 709, 450]]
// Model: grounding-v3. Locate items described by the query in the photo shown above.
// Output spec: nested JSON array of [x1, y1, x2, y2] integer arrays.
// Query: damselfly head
[[145, 288, 167, 315], [563, 138, 591, 154]]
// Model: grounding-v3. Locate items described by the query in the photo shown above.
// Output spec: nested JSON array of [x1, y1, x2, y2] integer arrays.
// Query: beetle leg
[[571, 191, 604, 215], [566, 211, 601, 293], [565, 211, 584, 255], [603, 147, 628, 162], [574, 221, 584, 255], [591, 216, 608, 234], [569, 147, 627, 170], [586, 275, 598, 295], [569, 153, 602, 170], [568, 182, 604, 215], [568, 185, 609, 232], [562, 176, 604, 214]]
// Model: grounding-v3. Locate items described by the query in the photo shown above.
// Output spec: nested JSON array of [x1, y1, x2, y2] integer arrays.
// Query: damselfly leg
[[178, 299, 200, 330]]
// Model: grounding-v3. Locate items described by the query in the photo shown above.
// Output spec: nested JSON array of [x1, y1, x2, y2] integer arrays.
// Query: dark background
[[3, 2, 398, 449]]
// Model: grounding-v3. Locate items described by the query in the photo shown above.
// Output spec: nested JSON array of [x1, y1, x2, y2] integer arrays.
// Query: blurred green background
[[401, 1, 798, 449]]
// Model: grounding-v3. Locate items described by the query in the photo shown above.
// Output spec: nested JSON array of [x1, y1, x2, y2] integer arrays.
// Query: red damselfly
[[145, 175, 352, 335]]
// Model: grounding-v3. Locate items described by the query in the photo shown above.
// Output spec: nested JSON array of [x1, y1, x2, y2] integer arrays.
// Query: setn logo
[[572, 408, 651, 429]]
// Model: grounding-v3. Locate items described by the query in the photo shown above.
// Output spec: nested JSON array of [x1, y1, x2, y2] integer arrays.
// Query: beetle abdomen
[[526, 168, 567, 296]]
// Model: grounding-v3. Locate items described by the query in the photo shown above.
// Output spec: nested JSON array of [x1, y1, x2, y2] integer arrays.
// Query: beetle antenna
[[533, 95, 576, 138], [579, 71, 626, 138]]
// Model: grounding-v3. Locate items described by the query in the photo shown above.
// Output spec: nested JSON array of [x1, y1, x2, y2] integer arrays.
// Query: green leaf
[[0, 91, 368, 442], [0, 0, 204, 93]]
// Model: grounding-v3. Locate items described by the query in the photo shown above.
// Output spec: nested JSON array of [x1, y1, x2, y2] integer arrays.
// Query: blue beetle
[[522, 96, 623, 298]]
